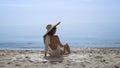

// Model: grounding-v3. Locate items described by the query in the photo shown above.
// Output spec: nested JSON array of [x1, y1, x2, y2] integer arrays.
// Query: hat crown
[[46, 24, 52, 31]]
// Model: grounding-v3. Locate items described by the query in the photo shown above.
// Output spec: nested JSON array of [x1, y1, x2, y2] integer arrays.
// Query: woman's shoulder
[[48, 35, 58, 37], [54, 35, 58, 37], [44, 35, 59, 39], [49, 35, 59, 39]]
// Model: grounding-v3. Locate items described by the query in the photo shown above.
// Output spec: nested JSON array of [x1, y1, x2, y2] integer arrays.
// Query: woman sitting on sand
[[43, 22, 70, 57]]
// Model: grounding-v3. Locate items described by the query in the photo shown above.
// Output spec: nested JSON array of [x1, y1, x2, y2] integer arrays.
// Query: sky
[[0, 0, 120, 40]]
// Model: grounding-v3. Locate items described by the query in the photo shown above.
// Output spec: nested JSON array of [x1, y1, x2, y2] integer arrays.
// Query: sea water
[[0, 22, 120, 49], [0, 33, 120, 49]]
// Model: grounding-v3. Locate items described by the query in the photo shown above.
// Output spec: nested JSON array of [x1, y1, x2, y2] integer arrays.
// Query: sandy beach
[[0, 48, 120, 68]]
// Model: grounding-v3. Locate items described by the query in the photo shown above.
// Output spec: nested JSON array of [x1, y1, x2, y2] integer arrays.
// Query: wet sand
[[0, 48, 120, 68]]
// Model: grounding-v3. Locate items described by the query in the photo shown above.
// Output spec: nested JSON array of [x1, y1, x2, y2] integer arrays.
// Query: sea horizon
[[0, 34, 120, 50]]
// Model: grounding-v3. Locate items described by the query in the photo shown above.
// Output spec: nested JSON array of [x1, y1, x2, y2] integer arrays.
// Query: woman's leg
[[62, 43, 70, 54], [65, 43, 70, 53]]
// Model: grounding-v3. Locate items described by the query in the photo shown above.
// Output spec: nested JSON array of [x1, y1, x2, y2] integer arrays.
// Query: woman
[[43, 22, 70, 57]]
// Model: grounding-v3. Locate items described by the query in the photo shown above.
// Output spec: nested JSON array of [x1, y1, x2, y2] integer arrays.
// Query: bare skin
[[43, 27, 70, 57]]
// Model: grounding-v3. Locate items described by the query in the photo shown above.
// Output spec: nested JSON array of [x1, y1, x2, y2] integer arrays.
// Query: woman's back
[[49, 35, 59, 50], [44, 35, 61, 56]]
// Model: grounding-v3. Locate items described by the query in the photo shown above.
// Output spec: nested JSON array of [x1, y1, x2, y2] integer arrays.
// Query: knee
[[64, 43, 68, 46], [65, 43, 69, 47]]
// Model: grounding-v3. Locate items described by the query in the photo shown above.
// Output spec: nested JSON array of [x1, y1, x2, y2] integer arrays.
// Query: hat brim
[[44, 22, 60, 36]]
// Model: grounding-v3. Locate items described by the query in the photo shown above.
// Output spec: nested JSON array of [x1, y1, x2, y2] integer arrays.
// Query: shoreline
[[0, 48, 120, 68], [0, 47, 120, 50]]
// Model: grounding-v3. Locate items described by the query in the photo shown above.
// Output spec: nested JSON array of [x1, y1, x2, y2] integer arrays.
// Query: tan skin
[[44, 27, 70, 57]]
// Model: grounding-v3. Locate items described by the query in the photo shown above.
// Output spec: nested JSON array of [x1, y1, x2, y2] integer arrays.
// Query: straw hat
[[44, 22, 61, 36]]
